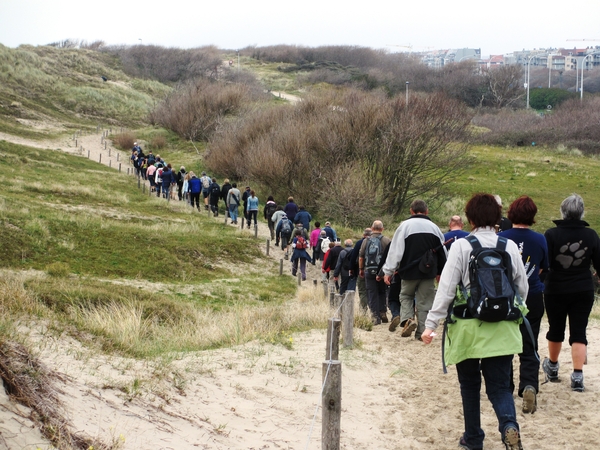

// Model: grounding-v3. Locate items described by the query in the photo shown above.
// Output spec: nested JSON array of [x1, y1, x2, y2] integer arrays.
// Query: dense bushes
[[149, 78, 269, 141], [103, 45, 223, 84], [529, 88, 576, 109], [206, 88, 472, 222], [472, 97, 600, 152]]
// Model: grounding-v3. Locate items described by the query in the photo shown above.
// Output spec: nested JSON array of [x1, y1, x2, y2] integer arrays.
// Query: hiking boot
[[503, 426, 523, 450], [400, 319, 417, 337], [389, 316, 401, 332], [522, 385, 537, 414], [458, 436, 482, 450], [380, 312, 389, 323], [542, 358, 560, 382], [571, 372, 585, 392], [284, 253, 289, 260]]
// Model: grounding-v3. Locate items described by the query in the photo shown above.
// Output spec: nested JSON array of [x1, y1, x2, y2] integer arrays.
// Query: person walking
[[246, 190, 259, 229], [291, 229, 313, 281], [360, 220, 391, 325], [383, 199, 447, 338], [226, 183, 241, 225], [334, 239, 355, 295], [542, 194, 600, 393], [264, 196, 278, 241], [209, 178, 221, 216], [421, 193, 528, 450], [499, 196, 549, 413], [188, 172, 201, 210], [176, 166, 186, 201]]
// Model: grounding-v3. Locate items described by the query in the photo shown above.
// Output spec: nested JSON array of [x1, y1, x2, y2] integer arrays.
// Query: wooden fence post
[[254, 223, 258, 238], [99, 154, 102, 164], [279, 259, 283, 276], [333, 294, 343, 319], [322, 360, 341, 450], [118, 163, 121, 172], [297, 271, 302, 286], [325, 318, 341, 360], [266, 239, 270, 256], [342, 290, 355, 348]]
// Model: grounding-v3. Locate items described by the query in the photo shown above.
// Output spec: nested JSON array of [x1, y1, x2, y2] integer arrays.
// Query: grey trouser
[[357, 275, 368, 312], [400, 278, 436, 335]]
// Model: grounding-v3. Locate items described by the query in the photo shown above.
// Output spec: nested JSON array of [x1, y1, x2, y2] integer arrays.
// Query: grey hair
[[560, 194, 584, 220]]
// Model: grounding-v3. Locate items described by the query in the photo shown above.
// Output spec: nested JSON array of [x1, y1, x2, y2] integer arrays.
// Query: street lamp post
[[405, 81, 410, 106], [525, 53, 544, 109], [580, 51, 600, 101]]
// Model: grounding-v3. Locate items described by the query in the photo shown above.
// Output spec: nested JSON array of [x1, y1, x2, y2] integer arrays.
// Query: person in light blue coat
[[246, 190, 259, 229]]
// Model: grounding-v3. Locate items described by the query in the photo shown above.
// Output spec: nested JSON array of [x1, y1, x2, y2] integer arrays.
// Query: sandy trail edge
[[1, 131, 600, 449]]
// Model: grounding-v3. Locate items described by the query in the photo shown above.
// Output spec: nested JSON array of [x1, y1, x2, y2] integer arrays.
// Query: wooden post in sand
[[137, 177, 141, 189], [104, 141, 107, 150], [333, 294, 342, 319], [297, 271, 302, 286], [118, 163, 121, 173], [75, 139, 77, 147], [266, 239, 270, 256], [329, 285, 336, 308], [325, 318, 341, 360], [279, 259, 283, 276], [342, 290, 355, 348], [87, 149, 90, 158], [109, 160, 111, 168], [254, 223, 258, 238], [323, 280, 328, 299], [322, 360, 341, 450]]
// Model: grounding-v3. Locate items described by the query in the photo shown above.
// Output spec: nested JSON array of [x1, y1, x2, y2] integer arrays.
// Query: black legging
[[190, 192, 200, 209]]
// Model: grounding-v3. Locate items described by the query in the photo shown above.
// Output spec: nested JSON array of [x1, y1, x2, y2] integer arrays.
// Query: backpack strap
[[465, 235, 481, 250], [496, 236, 508, 252]]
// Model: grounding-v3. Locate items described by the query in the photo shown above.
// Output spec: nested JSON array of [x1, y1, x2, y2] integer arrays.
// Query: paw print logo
[[556, 241, 587, 269]]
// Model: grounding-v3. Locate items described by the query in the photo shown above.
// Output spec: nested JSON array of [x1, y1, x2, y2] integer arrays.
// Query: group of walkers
[[129, 146, 599, 450], [349, 193, 599, 450]]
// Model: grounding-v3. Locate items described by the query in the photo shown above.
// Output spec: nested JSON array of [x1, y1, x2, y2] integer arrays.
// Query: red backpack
[[295, 236, 308, 250]]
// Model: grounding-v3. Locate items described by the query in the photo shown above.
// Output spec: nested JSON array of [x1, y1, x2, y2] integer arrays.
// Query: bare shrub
[[207, 87, 472, 221], [150, 78, 263, 142], [472, 97, 600, 152], [113, 132, 136, 150], [150, 135, 167, 149], [102, 45, 223, 84]]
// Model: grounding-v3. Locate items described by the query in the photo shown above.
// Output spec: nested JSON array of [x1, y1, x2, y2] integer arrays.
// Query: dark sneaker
[[380, 312, 389, 323], [400, 319, 417, 337], [503, 426, 523, 450], [571, 372, 585, 392], [389, 316, 401, 332], [542, 358, 560, 382], [458, 436, 482, 450], [522, 385, 537, 414]]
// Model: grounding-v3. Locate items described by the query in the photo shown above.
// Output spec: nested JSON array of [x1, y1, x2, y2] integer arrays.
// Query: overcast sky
[[1, 0, 599, 57]]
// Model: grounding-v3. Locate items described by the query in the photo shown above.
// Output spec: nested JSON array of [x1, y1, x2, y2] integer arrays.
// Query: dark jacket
[[177, 170, 186, 186], [209, 182, 221, 201], [284, 201, 299, 221], [220, 183, 232, 201], [334, 245, 354, 278], [293, 210, 312, 230], [291, 236, 313, 263], [161, 168, 175, 187], [544, 219, 600, 294], [323, 245, 344, 273]]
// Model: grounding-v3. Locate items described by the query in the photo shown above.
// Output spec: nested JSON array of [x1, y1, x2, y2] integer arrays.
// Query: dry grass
[[0, 340, 112, 449]]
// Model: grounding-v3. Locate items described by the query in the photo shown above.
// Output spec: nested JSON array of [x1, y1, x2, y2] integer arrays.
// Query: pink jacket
[[310, 228, 321, 248]]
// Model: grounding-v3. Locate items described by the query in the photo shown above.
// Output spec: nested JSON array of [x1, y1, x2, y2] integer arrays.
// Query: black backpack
[[211, 184, 220, 195], [265, 203, 277, 220], [364, 235, 383, 275], [454, 236, 521, 323], [342, 249, 353, 271]]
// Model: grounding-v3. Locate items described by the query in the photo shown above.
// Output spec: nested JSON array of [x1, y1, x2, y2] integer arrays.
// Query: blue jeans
[[229, 205, 238, 222], [456, 355, 519, 449], [365, 272, 388, 320]]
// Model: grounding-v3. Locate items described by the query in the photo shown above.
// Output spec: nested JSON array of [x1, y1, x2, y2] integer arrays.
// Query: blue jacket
[[323, 226, 337, 242], [161, 169, 175, 187], [188, 177, 201, 194], [293, 210, 312, 230], [284, 202, 299, 221]]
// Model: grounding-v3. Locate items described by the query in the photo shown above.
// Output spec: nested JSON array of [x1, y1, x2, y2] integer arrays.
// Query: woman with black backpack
[[421, 193, 528, 450]]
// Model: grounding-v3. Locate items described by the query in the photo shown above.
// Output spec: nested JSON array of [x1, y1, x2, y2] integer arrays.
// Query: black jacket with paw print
[[544, 219, 600, 293]]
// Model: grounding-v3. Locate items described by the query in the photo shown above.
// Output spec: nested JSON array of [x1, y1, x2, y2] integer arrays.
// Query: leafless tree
[[483, 64, 524, 108]]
